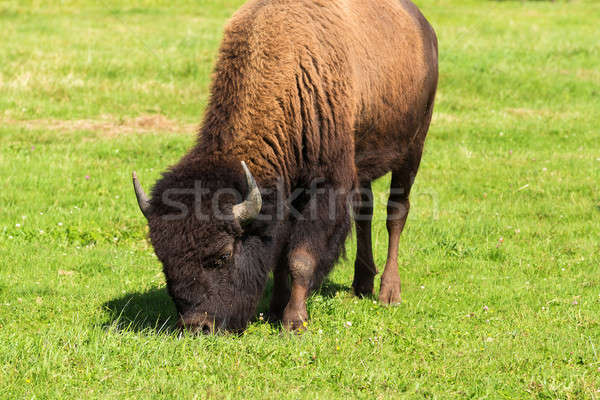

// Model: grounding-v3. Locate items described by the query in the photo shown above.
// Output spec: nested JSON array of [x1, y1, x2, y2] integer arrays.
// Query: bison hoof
[[352, 279, 374, 298], [378, 276, 401, 305], [283, 318, 308, 333], [282, 306, 308, 332]]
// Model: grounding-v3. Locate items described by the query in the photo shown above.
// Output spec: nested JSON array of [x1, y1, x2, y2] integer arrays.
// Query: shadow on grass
[[102, 287, 178, 334], [318, 279, 352, 298], [102, 277, 353, 334]]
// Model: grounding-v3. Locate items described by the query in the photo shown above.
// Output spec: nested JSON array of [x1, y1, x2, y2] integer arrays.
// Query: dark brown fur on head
[[144, 159, 279, 332]]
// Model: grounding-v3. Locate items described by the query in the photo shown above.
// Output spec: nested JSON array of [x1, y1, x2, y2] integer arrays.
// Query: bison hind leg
[[352, 181, 378, 297], [378, 145, 424, 305]]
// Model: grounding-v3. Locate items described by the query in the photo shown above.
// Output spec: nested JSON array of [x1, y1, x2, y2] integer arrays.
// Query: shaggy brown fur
[[137, 0, 438, 332]]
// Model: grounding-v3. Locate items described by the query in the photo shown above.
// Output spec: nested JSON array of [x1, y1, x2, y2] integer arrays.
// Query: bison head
[[132, 162, 269, 334]]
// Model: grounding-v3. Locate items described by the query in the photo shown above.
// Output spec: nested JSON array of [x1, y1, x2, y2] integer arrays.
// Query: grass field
[[1, 0, 599, 398]]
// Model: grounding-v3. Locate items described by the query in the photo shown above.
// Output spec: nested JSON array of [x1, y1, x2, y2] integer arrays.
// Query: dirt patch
[[504, 108, 580, 119], [505, 108, 549, 117], [1, 114, 198, 136], [559, 68, 599, 80]]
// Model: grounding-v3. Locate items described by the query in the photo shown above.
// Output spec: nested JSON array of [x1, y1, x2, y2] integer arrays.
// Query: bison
[[132, 0, 438, 333]]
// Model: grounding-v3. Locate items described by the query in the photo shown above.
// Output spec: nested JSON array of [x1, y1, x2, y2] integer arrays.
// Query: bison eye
[[207, 253, 230, 269]]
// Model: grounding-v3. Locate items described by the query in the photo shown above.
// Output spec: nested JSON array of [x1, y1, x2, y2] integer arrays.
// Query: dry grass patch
[[503, 108, 581, 120], [432, 112, 460, 124], [1, 114, 198, 136]]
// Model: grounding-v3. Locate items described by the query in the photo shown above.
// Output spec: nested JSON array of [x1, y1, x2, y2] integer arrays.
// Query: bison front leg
[[268, 263, 290, 321], [282, 247, 315, 331], [281, 183, 353, 331]]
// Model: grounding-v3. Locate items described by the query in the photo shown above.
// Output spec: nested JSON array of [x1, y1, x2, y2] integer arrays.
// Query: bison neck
[[190, 10, 357, 197]]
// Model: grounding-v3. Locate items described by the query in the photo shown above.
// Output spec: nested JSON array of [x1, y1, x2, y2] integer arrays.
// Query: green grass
[[1, 0, 599, 398]]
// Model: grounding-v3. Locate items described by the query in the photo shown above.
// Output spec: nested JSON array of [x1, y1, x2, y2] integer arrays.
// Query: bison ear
[[232, 161, 262, 224], [132, 171, 152, 219]]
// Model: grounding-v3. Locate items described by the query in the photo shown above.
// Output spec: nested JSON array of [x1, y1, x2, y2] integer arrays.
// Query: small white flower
[[39, 230, 44, 234], [8, 235, 13, 239], [345, 321, 352, 327], [420, 285, 425, 289], [15, 223, 21, 228], [318, 329, 323, 334], [58, 222, 63, 226]]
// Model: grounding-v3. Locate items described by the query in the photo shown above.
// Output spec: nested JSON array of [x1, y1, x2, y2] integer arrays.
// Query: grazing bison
[[132, 0, 438, 333]]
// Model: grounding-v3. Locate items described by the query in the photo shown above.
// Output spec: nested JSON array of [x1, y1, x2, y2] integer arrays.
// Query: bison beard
[[132, 0, 438, 333]]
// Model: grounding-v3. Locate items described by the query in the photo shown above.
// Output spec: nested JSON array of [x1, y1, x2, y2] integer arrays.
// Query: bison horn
[[132, 171, 151, 218], [232, 161, 262, 223]]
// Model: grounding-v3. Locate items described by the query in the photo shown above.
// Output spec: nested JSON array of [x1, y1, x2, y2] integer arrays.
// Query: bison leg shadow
[[255, 275, 352, 327], [316, 279, 352, 298], [102, 287, 178, 334]]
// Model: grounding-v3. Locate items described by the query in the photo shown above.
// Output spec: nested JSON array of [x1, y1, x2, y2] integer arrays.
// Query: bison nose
[[178, 312, 216, 335], [200, 323, 212, 334]]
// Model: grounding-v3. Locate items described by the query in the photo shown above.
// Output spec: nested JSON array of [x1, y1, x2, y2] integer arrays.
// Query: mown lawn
[[1, 0, 599, 398]]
